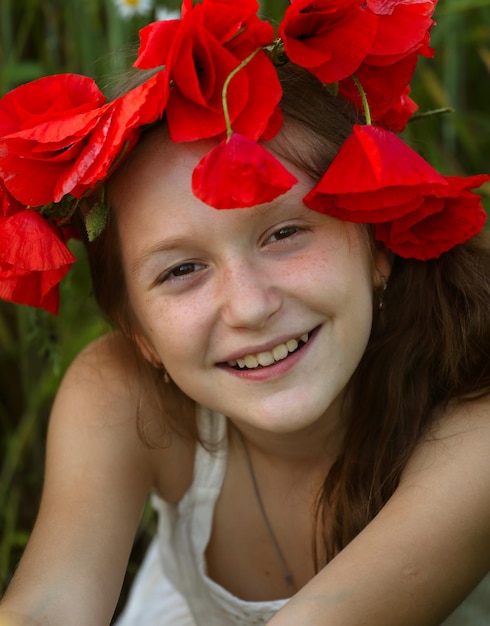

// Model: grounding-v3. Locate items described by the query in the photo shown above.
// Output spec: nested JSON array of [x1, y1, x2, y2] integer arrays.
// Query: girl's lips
[[218, 326, 320, 379]]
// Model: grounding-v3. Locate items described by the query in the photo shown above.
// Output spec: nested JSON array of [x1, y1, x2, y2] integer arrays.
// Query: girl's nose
[[219, 260, 282, 330]]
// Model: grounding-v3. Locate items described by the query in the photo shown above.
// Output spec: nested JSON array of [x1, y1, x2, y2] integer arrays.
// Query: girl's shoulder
[[51, 331, 196, 503], [54, 330, 152, 435], [401, 394, 490, 494], [64, 330, 147, 393], [397, 394, 490, 576], [407, 394, 490, 471]]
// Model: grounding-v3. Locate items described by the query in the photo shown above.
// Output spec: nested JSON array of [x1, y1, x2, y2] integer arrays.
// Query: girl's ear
[[373, 244, 393, 288], [133, 331, 164, 369]]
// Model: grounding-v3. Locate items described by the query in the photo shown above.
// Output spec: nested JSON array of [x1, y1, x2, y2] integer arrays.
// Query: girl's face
[[111, 129, 389, 438]]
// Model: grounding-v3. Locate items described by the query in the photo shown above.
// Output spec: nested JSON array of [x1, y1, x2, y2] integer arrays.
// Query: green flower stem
[[352, 74, 372, 126], [410, 107, 454, 122], [222, 48, 261, 141]]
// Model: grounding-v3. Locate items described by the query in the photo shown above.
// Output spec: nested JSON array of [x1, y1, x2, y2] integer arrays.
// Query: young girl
[[0, 1, 489, 625]]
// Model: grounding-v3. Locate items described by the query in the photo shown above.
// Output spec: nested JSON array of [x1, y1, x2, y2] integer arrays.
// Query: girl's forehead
[[110, 125, 313, 214], [110, 128, 213, 200]]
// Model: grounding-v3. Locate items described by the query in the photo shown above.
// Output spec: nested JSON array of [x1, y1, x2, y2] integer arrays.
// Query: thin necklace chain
[[234, 427, 296, 594]]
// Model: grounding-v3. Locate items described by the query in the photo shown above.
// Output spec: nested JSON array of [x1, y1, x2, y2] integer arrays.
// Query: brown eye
[[171, 263, 198, 277], [270, 226, 299, 241], [158, 261, 205, 284]]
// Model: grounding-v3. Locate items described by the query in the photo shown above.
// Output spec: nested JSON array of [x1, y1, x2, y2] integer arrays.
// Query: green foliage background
[[0, 0, 489, 619]]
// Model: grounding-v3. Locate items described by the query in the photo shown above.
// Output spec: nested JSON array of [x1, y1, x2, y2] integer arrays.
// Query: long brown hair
[[82, 63, 490, 563], [320, 237, 490, 562]]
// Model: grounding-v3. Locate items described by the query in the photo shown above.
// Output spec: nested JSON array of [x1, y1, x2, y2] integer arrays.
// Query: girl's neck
[[227, 397, 346, 476]]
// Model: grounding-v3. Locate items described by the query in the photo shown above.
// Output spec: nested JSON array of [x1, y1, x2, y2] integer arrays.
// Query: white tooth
[[257, 351, 275, 367], [272, 343, 288, 361], [244, 355, 259, 369], [286, 339, 298, 353], [233, 334, 309, 370]]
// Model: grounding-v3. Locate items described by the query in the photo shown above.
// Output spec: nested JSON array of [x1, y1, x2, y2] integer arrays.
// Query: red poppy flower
[[161, 19, 249, 141], [279, 0, 378, 85], [339, 53, 418, 123], [0, 71, 168, 207], [0, 74, 106, 206], [366, 0, 436, 65], [227, 52, 284, 141], [375, 175, 488, 259], [337, 0, 435, 124], [375, 85, 419, 133], [304, 125, 445, 219], [135, 0, 279, 143], [0, 73, 105, 137], [0, 178, 23, 217], [135, 0, 264, 69], [192, 133, 298, 209], [303, 125, 488, 258], [0, 210, 76, 313], [55, 70, 169, 199]]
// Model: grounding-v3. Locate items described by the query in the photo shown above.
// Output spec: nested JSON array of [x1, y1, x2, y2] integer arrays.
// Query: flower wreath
[[0, 0, 488, 313]]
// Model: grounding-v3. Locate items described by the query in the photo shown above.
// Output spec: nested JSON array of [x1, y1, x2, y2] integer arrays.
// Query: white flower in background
[[156, 7, 181, 21], [113, 0, 153, 19]]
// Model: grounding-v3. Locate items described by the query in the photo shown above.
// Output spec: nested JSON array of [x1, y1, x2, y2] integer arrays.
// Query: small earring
[[149, 358, 170, 383], [378, 275, 388, 311]]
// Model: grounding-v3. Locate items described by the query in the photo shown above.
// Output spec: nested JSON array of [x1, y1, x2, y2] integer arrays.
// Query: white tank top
[[115, 406, 490, 626]]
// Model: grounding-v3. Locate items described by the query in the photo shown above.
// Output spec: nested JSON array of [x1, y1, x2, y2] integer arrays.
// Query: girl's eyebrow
[[131, 236, 192, 273]]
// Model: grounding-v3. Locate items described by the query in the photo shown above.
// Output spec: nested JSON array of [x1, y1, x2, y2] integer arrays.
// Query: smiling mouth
[[225, 332, 311, 370]]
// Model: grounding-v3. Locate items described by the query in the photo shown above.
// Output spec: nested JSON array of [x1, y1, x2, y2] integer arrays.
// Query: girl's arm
[[268, 397, 490, 626], [0, 334, 167, 625]]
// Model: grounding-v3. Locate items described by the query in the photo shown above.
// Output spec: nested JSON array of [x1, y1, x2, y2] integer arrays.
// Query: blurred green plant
[[0, 240, 106, 589], [0, 0, 489, 620], [404, 0, 490, 191]]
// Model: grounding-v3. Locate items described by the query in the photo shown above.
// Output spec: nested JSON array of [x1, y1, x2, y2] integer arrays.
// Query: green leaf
[[84, 201, 108, 242]]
